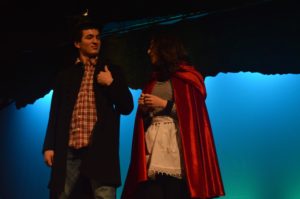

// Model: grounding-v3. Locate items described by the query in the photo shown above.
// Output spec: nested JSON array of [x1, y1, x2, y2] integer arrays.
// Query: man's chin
[[89, 52, 99, 57]]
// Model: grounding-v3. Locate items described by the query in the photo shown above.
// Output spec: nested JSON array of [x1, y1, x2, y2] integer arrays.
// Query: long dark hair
[[150, 30, 189, 75]]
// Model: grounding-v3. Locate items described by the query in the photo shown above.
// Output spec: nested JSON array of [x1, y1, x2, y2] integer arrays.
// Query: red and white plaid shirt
[[69, 59, 98, 149]]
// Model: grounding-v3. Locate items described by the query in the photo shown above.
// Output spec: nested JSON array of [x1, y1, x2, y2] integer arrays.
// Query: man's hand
[[44, 150, 54, 167], [97, 65, 114, 86]]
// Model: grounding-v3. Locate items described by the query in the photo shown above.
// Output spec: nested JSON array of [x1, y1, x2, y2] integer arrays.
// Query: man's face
[[74, 29, 101, 57]]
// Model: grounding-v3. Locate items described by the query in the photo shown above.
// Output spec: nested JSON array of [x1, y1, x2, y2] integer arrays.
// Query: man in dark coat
[[42, 19, 134, 199]]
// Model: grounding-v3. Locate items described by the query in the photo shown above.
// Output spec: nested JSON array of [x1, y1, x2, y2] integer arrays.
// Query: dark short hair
[[72, 17, 103, 42]]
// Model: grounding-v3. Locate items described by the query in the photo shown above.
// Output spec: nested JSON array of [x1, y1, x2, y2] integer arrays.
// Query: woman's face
[[147, 40, 158, 65]]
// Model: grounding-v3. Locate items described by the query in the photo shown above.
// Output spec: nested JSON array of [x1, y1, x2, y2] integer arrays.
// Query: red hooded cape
[[122, 65, 225, 199]]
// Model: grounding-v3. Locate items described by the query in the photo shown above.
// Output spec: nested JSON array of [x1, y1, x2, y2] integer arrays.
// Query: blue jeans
[[59, 148, 116, 199]]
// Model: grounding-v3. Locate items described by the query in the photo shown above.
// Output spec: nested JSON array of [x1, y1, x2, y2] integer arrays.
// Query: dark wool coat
[[43, 61, 133, 196]]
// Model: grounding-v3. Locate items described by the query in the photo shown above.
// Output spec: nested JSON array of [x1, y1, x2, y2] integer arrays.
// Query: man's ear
[[74, 41, 80, 49]]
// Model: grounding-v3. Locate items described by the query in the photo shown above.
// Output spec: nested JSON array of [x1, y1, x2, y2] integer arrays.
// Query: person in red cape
[[121, 30, 225, 199]]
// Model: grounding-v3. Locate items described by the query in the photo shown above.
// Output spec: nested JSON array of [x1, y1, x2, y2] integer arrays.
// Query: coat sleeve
[[106, 65, 134, 115], [42, 76, 61, 153]]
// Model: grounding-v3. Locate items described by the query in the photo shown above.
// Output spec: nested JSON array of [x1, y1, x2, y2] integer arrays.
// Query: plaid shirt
[[69, 59, 98, 149]]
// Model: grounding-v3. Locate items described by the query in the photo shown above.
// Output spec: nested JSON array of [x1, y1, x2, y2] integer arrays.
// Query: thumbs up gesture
[[97, 65, 114, 86]]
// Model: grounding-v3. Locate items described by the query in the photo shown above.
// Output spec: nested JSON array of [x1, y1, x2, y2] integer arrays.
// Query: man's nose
[[92, 37, 100, 43]]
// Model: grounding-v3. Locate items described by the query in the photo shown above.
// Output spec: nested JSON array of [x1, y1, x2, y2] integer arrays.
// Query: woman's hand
[[141, 93, 167, 108], [138, 93, 146, 106], [138, 93, 151, 113]]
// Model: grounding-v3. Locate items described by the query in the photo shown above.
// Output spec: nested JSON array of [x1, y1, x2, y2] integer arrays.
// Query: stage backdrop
[[0, 72, 300, 199]]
